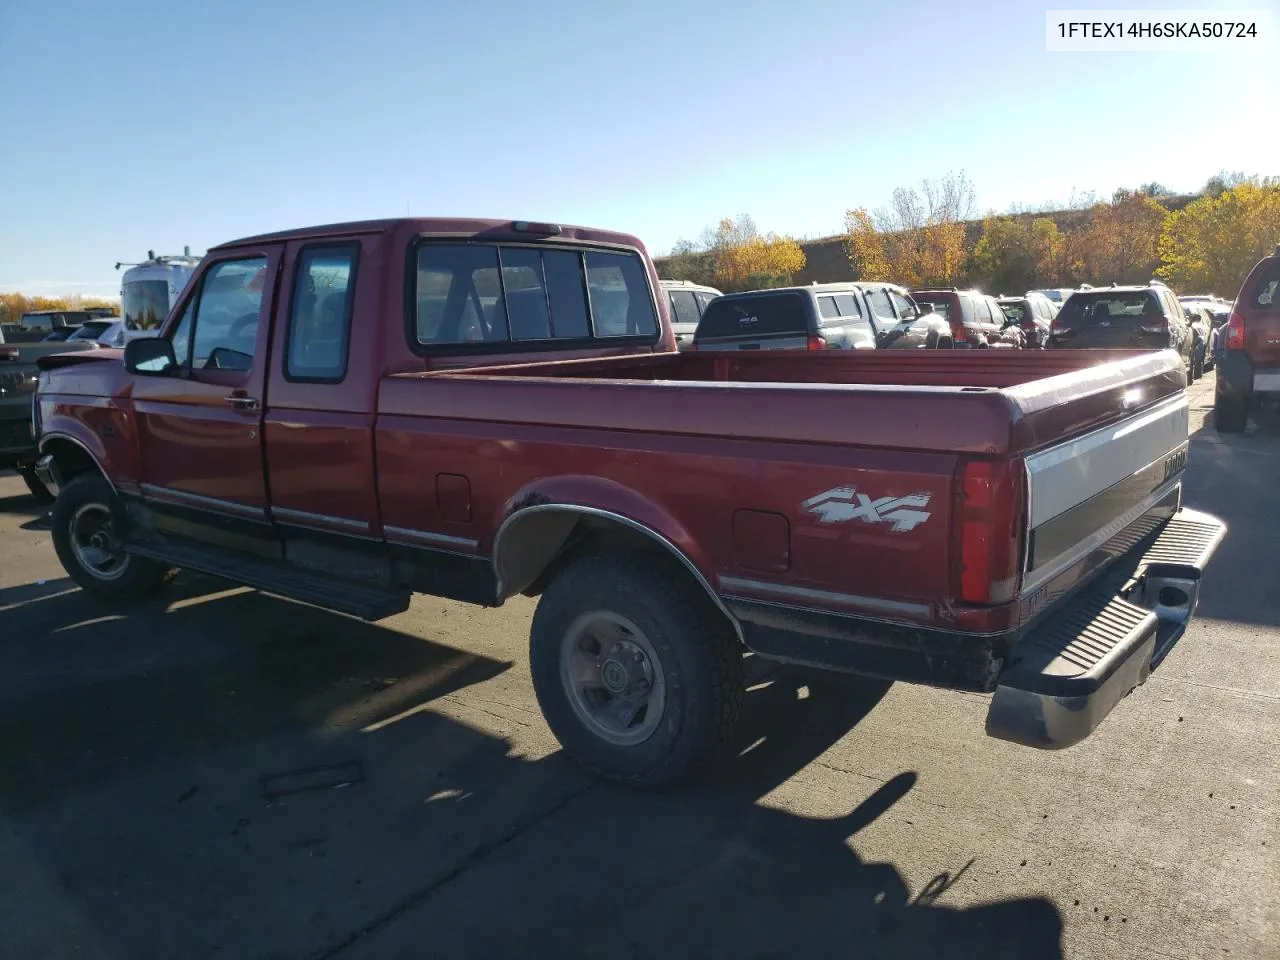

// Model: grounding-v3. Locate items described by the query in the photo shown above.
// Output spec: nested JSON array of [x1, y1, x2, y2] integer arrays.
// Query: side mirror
[[125, 337, 177, 375]]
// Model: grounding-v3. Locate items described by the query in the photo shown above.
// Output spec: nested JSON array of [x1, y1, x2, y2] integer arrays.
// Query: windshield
[[123, 279, 171, 332], [20, 313, 54, 331], [999, 302, 1027, 321], [67, 320, 114, 340]]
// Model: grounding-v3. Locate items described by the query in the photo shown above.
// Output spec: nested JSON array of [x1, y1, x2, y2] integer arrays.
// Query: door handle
[[224, 394, 260, 410]]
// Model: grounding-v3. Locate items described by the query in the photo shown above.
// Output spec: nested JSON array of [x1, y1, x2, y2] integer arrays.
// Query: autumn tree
[[701, 215, 807, 291], [843, 172, 976, 286], [1156, 178, 1280, 295], [970, 216, 1066, 293], [0, 293, 119, 323], [1063, 189, 1168, 285]]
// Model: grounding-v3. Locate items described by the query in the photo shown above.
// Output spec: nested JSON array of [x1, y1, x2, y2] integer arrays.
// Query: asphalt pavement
[[0, 369, 1275, 960]]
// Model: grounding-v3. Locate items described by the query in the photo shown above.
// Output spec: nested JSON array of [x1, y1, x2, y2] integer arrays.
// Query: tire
[[529, 552, 744, 788], [51, 473, 172, 601], [20, 465, 54, 503], [1214, 390, 1248, 434]]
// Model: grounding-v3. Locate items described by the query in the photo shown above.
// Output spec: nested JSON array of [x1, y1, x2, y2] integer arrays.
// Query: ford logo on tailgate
[[1163, 448, 1188, 483]]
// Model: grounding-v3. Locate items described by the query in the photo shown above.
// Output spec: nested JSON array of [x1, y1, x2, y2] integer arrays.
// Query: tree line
[[661, 171, 1279, 297], [0, 293, 120, 325]]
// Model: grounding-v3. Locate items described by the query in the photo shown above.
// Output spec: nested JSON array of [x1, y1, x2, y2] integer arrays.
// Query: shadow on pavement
[[0, 598, 1062, 959], [1185, 394, 1280, 628]]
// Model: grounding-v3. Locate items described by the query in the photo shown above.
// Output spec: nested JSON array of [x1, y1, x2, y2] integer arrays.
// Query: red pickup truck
[[32, 218, 1224, 786]]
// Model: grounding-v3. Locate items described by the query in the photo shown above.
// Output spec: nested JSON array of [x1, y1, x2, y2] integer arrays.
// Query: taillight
[[954, 458, 1025, 605], [1138, 319, 1168, 335], [951, 322, 967, 343], [807, 334, 827, 350], [0, 346, 18, 361], [1225, 310, 1245, 350]]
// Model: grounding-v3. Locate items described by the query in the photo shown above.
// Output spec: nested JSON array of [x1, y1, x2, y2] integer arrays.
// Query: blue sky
[[1, 0, 1275, 298]]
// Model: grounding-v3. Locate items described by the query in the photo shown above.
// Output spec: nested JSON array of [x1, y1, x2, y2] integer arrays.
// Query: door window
[[181, 258, 269, 371], [866, 288, 896, 322], [889, 291, 917, 320], [287, 245, 357, 381]]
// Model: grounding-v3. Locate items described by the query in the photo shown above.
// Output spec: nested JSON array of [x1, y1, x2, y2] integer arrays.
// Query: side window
[[584, 251, 658, 338], [694, 291, 719, 315], [287, 245, 357, 382], [670, 290, 701, 326], [834, 293, 862, 318], [414, 244, 653, 346], [170, 297, 195, 367], [867, 288, 896, 321], [889, 291, 916, 319], [1253, 264, 1280, 306], [185, 257, 268, 371], [817, 296, 839, 319]]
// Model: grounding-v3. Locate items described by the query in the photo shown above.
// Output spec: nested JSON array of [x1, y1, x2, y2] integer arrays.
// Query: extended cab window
[[287, 245, 357, 381], [174, 257, 268, 371], [414, 243, 654, 347]]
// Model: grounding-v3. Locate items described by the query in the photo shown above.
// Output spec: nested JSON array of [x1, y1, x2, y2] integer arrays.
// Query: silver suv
[[660, 279, 722, 350]]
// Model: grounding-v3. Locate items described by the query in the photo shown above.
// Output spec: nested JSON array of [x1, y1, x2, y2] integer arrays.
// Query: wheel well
[[42, 437, 103, 484], [494, 508, 741, 641]]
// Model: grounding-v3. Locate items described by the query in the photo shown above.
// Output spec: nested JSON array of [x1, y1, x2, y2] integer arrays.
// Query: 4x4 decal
[[801, 486, 933, 532]]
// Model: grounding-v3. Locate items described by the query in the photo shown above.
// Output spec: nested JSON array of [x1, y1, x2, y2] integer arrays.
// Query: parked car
[[5, 309, 106, 345], [1029, 287, 1076, 307], [690, 284, 877, 352], [996, 294, 1056, 348], [31, 216, 1223, 787], [1215, 244, 1280, 432], [911, 288, 1020, 348], [60, 319, 118, 345], [660, 279, 721, 350], [857, 282, 954, 348], [1047, 284, 1194, 377], [96, 320, 127, 348], [1182, 305, 1213, 380]]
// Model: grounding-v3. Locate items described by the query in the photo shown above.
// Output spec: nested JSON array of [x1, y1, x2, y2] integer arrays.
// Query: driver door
[[131, 247, 281, 552]]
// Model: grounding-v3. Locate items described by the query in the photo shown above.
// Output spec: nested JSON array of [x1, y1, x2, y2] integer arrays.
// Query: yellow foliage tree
[[705, 215, 807, 291], [1063, 190, 1168, 285], [1156, 179, 1280, 295], [971, 216, 1066, 292], [842, 172, 975, 286]]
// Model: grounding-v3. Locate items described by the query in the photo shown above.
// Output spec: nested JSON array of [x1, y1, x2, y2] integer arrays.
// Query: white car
[[660, 279, 722, 350]]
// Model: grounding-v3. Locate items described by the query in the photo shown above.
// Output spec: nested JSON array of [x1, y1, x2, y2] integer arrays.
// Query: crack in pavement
[[310, 779, 596, 959]]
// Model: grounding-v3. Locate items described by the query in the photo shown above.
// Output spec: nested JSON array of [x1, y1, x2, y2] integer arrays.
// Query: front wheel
[[51, 473, 172, 601], [529, 553, 744, 788]]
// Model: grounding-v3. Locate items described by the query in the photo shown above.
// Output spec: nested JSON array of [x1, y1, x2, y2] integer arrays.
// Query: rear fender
[[491, 475, 736, 635]]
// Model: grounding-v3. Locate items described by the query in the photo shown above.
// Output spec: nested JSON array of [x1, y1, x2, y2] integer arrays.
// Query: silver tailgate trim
[[1024, 394, 1189, 529]]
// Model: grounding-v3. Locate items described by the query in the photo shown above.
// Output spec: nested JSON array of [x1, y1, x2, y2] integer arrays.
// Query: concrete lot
[[0, 370, 1276, 960]]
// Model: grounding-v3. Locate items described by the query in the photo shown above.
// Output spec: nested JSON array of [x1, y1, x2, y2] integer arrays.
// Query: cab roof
[[211, 218, 647, 252]]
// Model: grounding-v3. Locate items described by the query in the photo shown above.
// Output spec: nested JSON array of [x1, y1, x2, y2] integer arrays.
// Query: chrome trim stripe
[[139, 482, 267, 521], [1025, 394, 1188, 528], [1021, 477, 1181, 597], [383, 525, 479, 550], [272, 505, 370, 533], [718, 575, 932, 619], [491, 504, 743, 642], [724, 594, 1007, 638]]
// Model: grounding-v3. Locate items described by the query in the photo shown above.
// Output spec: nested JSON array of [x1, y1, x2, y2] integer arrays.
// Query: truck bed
[[385, 348, 1185, 456]]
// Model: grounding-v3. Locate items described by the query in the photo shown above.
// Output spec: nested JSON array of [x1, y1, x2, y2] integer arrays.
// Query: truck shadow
[[0, 576, 1063, 959], [1185, 397, 1280, 629]]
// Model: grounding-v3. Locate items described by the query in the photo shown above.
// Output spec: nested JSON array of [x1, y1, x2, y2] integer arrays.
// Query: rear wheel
[[1214, 390, 1248, 433], [20, 465, 54, 503], [529, 552, 743, 787], [51, 473, 173, 601]]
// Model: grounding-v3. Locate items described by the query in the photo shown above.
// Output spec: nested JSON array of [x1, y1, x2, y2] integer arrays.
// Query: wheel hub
[[559, 612, 666, 746]]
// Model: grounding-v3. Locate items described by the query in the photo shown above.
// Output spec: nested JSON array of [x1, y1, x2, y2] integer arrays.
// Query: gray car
[[660, 279, 722, 350]]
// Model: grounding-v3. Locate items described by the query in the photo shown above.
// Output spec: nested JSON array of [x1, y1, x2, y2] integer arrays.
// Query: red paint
[[36, 217, 1189, 641]]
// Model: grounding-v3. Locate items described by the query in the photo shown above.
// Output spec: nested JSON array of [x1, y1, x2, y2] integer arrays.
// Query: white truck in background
[[115, 248, 202, 343]]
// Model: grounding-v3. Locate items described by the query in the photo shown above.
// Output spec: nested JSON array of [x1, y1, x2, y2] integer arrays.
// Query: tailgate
[[1008, 351, 1190, 596]]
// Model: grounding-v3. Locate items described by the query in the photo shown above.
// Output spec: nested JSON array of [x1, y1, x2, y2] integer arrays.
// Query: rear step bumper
[[985, 507, 1225, 750]]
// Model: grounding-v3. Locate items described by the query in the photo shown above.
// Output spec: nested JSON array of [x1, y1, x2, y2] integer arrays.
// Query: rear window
[[999, 301, 1027, 322], [1055, 291, 1160, 327], [1250, 260, 1280, 308], [913, 295, 951, 321], [414, 243, 656, 346], [695, 292, 810, 340]]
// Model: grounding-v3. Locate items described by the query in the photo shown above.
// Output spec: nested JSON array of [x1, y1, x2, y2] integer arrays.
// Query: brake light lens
[[954, 459, 1025, 605], [1138, 319, 1169, 335], [0, 346, 18, 361], [807, 334, 827, 350], [1225, 310, 1245, 350]]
